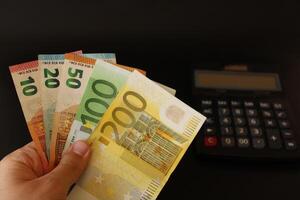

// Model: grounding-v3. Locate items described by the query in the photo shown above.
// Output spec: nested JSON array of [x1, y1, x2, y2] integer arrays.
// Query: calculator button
[[278, 120, 290, 129], [236, 127, 248, 136], [237, 137, 250, 148], [202, 108, 214, 115], [221, 127, 234, 136], [273, 103, 284, 110], [266, 129, 282, 149], [246, 109, 258, 117], [259, 102, 271, 109], [221, 137, 235, 147], [219, 117, 232, 126], [281, 130, 294, 139], [250, 128, 263, 137], [264, 119, 277, 128], [244, 101, 255, 107], [231, 100, 241, 107], [262, 110, 273, 118], [232, 108, 244, 117], [252, 138, 266, 149], [217, 100, 228, 106], [275, 111, 287, 119], [201, 100, 213, 107], [204, 136, 218, 147], [204, 127, 216, 135], [248, 118, 260, 127], [218, 108, 230, 116], [205, 117, 215, 125], [234, 117, 246, 126], [284, 140, 297, 150]]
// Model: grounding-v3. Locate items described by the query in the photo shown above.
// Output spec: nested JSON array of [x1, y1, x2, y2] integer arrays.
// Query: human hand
[[0, 140, 90, 200]]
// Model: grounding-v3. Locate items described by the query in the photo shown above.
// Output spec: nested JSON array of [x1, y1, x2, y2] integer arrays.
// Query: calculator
[[192, 67, 300, 161]]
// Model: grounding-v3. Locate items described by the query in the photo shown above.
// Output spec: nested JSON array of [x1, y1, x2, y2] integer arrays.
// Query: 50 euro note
[[49, 53, 118, 169], [68, 71, 205, 200], [49, 53, 97, 169], [39, 52, 116, 158], [63, 61, 175, 152], [9, 61, 48, 170]]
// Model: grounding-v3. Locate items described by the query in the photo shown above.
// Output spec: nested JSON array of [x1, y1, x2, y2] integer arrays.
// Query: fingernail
[[71, 141, 89, 157]]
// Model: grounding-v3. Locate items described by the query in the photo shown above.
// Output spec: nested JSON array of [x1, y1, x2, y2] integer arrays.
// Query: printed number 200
[[100, 91, 147, 143]]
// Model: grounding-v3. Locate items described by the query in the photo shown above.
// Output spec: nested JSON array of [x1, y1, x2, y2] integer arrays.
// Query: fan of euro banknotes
[[9, 50, 206, 200]]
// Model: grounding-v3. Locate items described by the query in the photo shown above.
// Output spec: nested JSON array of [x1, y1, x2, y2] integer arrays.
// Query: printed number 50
[[66, 68, 83, 89]]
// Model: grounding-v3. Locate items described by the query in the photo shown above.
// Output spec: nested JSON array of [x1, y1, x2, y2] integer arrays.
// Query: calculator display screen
[[194, 70, 281, 91]]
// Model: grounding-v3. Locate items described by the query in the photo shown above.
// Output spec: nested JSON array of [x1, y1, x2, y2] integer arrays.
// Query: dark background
[[1, 0, 300, 199]]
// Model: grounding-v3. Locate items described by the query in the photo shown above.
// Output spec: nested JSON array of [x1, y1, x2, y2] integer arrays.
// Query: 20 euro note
[[67, 71, 206, 200], [39, 52, 116, 158], [63, 61, 175, 152], [9, 61, 48, 171]]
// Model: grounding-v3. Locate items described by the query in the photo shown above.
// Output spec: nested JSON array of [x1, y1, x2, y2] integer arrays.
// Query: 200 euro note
[[39, 52, 116, 158], [9, 61, 48, 170], [68, 71, 205, 200]]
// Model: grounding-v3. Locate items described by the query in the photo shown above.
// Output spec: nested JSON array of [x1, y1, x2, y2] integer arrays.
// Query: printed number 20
[[44, 68, 60, 88]]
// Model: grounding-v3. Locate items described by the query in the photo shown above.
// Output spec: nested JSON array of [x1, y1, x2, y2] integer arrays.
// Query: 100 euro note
[[63, 61, 175, 152], [84, 53, 117, 64], [68, 71, 206, 200], [63, 60, 134, 152], [39, 52, 116, 158], [9, 61, 48, 171]]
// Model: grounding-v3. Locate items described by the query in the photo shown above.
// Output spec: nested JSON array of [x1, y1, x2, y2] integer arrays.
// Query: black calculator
[[192, 67, 300, 161]]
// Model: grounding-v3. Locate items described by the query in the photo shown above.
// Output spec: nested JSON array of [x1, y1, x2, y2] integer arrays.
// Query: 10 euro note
[[9, 61, 48, 171], [68, 71, 206, 200]]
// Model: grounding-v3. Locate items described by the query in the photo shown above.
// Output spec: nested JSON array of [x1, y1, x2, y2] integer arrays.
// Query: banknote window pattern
[[119, 113, 184, 174], [56, 134, 66, 161]]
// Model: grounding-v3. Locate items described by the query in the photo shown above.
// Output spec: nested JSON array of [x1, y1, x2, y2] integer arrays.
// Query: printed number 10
[[20, 76, 37, 96]]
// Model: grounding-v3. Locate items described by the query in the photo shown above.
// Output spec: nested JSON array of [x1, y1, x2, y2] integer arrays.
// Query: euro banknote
[[49, 53, 119, 168], [49, 53, 98, 168], [9, 61, 48, 171], [63, 60, 131, 152], [39, 52, 116, 158], [67, 71, 205, 200], [84, 53, 117, 63], [63, 61, 175, 152]]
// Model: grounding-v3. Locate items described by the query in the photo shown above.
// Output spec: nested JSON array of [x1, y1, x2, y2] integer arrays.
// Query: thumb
[[45, 141, 91, 190]]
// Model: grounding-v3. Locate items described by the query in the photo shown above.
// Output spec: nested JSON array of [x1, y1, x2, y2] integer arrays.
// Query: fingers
[[43, 141, 90, 191], [0, 141, 45, 179]]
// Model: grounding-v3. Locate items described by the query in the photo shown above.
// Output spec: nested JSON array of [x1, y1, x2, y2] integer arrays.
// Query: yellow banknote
[[9, 61, 48, 171], [68, 71, 206, 200]]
